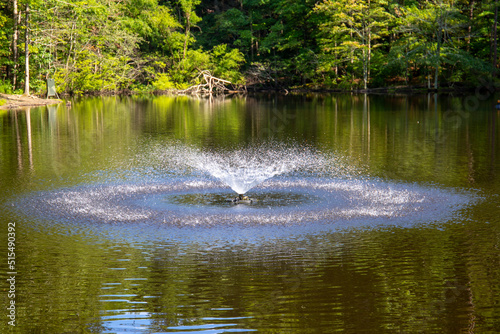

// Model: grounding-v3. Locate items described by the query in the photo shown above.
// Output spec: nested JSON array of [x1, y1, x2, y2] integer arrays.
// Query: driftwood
[[179, 70, 233, 95]]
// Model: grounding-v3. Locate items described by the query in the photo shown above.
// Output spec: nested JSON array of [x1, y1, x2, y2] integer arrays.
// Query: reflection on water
[[0, 94, 500, 333], [8, 222, 496, 333]]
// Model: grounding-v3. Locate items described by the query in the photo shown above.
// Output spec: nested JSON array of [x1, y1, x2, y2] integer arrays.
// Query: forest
[[0, 0, 499, 95]]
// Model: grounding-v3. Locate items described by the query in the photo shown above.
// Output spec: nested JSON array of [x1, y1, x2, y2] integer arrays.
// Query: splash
[[15, 177, 477, 229], [10, 140, 479, 238], [159, 142, 325, 194]]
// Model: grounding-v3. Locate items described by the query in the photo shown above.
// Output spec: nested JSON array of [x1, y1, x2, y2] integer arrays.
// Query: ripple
[[14, 176, 476, 231], [99, 310, 256, 333]]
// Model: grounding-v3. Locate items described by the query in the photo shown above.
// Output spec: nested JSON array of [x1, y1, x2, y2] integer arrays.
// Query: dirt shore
[[0, 93, 63, 110]]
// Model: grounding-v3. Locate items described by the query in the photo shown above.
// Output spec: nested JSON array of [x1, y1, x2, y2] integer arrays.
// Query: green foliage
[[0, 7, 8, 54], [0, 0, 497, 93], [210, 8, 252, 53], [135, 4, 182, 54], [171, 49, 211, 86], [152, 73, 176, 90], [314, 0, 394, 89], [0, 80, 12, 94], [55, 50, 133, 95], [210, 44, 246, 84]]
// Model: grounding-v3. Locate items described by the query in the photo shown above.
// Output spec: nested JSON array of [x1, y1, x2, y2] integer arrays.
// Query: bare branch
[[178, 70, 233, 95]]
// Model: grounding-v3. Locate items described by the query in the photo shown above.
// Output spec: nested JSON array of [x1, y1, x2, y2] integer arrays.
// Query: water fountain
[[12, 141, 477, 242], [164, 142, 321, 204]]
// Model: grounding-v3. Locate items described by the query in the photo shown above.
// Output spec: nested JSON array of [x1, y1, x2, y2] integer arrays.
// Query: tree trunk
[[12, 0, 19, 90], [248, 10, 254, 62], [362, 15, 367, 90], [24, 4, 30, 96], [367, 0, 371, 88], [368, 30, 371, 87], [467, 0, 475, 52], [183, 14, 190, 59], [66, 22, 76, 70], [428, 68, 431, 90], [405, 43, 409, 85], [334, 40, 338, 77], [435, 26, 442, 90], [350, 30, 354, 84], [363, 47, 368, 90], [493, 0, 499, 73]]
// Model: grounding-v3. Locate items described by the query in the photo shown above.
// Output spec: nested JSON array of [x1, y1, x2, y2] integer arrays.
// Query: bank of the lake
[[0, 93, 63, 110]]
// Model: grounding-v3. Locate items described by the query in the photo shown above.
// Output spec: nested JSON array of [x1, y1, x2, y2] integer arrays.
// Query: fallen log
[[179, 70, 233, 95]]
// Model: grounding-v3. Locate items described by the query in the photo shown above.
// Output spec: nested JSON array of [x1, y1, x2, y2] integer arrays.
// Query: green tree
[[0, 2, 11, 89], [314, 0, 393, 90], [122, 0, 181, 55], [12, 0, 20, 90], [399, 1, 465, 89], [197, 0, 318, 87], [31, 0, 142, 94], [1, 0, 498, 94], [471, 0, 500, 74], [213, 8, 252, 56], [177, 0, 201, 59], [263, 0, 318, 86], [210, 44, 245, 84], [170, 48, 210, 87], [23, 1, 29, 95]]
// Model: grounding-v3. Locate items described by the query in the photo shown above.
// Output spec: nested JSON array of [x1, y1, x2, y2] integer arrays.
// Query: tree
[[0, 3, 10, 87], [12, 0, 19, 90], [1, 0, 498, 94], [400, 1, 465, 89], [177, 0, 201, 59], [262, 0, 318, 86], [210, 44, 245, 84], [23, 1, 29, 95], [31, 0, 142, 94], [314, 0, 393, 89], [212, 8, 252, 56], [464, 0, 500, 74], [492, 0, 499, 73]]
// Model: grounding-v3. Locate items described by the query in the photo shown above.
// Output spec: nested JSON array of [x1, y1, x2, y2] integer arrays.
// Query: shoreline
[[0, 93, 63, 110], [1, 82, 497, 110]]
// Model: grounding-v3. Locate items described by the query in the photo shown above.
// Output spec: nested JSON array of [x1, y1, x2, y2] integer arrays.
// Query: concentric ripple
[[10, 142, 480, 240], [16, 176, 475, 229]]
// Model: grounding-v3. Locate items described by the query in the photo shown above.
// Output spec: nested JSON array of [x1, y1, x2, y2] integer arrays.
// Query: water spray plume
[[164, 142, 321, 194], [13, 140, 478, 229]]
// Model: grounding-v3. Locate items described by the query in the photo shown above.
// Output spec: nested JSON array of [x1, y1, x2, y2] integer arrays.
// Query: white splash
[[162, 142, 322, 194]]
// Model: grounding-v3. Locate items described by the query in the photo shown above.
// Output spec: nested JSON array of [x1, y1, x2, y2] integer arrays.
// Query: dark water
[[1, 93, 499, 333]]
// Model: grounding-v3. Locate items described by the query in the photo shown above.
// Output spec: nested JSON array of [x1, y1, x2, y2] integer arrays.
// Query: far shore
[[0, 93, 63, 110], [1, 82, 496, 111]]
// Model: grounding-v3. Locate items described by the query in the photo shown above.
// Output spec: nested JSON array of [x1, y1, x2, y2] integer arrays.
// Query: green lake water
[[0, 93, 499, 333]]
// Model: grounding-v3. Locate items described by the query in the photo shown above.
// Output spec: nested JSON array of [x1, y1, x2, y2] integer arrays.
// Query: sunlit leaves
[[2, 0, 498, 93], [396, 1, 482, 88], [0, 3, 9, 62], [314, 0, 393, 89], [210, 44, 246, 84], [152, 72, 176, 90], [55, 50, 134, 94]]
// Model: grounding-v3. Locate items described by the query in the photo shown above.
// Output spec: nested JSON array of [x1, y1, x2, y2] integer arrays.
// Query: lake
[[1, 92, 499, 333]]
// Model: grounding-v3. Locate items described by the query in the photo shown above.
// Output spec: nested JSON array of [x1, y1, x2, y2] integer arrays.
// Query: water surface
[[1, 93, 499, 333]]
